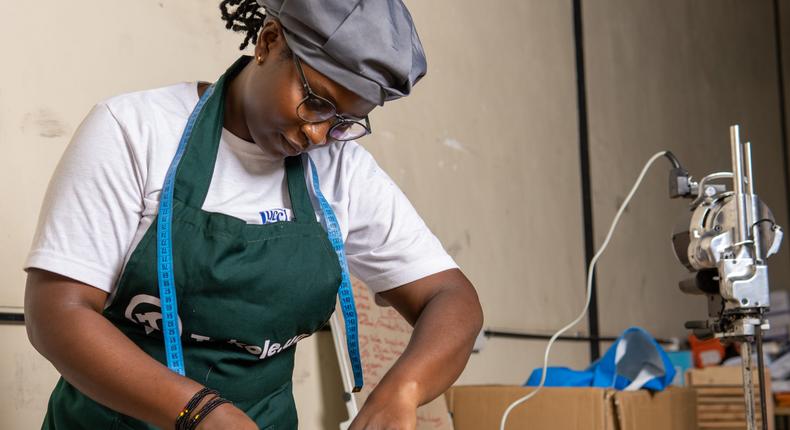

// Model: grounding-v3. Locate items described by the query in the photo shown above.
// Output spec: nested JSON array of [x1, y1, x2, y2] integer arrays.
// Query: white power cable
[[499, 151, 671, 430]]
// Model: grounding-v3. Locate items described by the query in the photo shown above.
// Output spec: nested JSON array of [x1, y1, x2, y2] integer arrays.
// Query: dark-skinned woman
[[23, 0, 483, 429]]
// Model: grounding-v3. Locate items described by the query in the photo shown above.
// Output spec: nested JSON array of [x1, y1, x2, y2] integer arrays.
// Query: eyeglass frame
[[292, 55, 372, 141]]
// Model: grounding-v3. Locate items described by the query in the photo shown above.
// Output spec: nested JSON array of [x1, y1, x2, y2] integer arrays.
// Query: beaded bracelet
[[185, 396, 232, 430], [175, 388, 219, 430]]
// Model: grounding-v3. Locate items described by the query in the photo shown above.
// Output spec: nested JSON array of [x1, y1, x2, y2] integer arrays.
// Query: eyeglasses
[[293, 56, 372, 142]]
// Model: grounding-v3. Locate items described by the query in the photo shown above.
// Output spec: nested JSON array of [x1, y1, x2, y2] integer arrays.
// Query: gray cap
[[256, 0, 427, 106]]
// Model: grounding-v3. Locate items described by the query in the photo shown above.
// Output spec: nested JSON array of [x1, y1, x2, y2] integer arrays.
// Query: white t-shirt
[[25, 82, 456, 296]]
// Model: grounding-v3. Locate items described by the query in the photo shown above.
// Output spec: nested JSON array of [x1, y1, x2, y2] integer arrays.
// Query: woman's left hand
[[348, 388, 419, 430]]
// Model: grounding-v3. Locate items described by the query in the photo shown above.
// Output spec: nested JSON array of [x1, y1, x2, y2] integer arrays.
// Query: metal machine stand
[[671, 125, 784, 430]]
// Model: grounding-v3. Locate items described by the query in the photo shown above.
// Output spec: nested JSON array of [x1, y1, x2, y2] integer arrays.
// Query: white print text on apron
[[124, 294, 308, 361]]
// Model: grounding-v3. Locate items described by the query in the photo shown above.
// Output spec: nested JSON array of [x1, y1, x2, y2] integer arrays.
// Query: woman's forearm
[[25, 270, 203, 429], [369, 277, 483, 406]]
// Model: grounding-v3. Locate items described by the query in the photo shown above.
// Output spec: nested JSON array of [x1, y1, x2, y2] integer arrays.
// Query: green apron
[[42, 56, 342, 430]]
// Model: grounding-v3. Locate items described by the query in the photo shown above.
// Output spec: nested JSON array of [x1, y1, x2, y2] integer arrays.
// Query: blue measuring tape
[[156, 84, 216, 376], [308, 156, 364, 392]]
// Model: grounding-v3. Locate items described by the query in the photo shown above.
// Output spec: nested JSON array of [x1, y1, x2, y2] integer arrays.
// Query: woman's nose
[[301, 121, 331, 146]]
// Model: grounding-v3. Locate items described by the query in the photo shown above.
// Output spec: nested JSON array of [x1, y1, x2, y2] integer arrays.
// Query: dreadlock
[[219, 0, 266, 50]]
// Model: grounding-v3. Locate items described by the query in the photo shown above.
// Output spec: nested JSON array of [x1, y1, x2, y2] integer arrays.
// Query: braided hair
[[219, 0, 267, 50]]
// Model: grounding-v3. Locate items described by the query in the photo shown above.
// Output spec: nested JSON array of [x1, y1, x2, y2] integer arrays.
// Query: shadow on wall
[[316, 331, 348, 428]]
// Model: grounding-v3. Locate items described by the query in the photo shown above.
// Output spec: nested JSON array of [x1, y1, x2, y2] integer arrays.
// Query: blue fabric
[[525, 327, 676, 391], [525, 367, 593, 387]]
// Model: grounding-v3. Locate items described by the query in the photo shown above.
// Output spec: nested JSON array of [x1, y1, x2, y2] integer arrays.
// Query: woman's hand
[[197, 402, 259, 430], [348, 387, 419, 430]]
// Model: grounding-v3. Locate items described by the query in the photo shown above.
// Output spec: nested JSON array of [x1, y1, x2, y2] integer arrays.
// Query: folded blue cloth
[[525, 327, 676, 391]]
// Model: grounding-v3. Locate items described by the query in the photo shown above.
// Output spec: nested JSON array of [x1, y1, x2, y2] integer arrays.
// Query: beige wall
[[385, 0, 591, 385], [781, 0, 790, 242], [0, 0, 246, 307], [3, 0, 790, 429], [0, 324, 61, 427]]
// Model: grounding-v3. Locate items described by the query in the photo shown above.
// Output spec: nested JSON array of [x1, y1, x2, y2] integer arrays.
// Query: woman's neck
[[220, 64, 255, 143]]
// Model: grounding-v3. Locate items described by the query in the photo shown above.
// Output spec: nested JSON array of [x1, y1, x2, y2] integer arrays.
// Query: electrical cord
[[663, 151, 682, 169], [499, 151, 674, 430]]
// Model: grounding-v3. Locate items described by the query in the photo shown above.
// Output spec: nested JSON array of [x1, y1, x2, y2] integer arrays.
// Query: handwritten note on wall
[[348, 277, 453, 430]]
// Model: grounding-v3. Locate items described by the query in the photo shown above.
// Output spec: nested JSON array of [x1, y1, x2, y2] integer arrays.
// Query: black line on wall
[[774, 0, 790, 278], [572, 0, 601, 360], [0, 312, 24, 324], [483, 329, 674, 345]]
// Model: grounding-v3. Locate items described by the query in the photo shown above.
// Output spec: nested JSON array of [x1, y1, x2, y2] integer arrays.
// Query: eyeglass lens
[[329, 121, 368, 141], [297, 97, 335, 123]]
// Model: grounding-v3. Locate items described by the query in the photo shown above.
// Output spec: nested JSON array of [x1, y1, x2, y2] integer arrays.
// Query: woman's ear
[[255, 19, 285, 64]]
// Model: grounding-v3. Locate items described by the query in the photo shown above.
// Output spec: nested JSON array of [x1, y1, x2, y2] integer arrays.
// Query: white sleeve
[[24, 103, 145, 293], [344, 149, 458, 293]]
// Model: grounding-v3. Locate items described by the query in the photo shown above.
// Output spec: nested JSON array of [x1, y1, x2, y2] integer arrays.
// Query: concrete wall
[[385, 0, 590, 386], [780, 0, 790, 240], [2, 0, 789, 428]]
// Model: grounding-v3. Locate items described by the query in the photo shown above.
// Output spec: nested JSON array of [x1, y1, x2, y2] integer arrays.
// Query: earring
[[256, 55, 263, 64]]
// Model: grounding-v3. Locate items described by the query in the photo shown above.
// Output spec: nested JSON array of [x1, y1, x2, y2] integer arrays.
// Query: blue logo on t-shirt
[[260, 208, 289, 224]]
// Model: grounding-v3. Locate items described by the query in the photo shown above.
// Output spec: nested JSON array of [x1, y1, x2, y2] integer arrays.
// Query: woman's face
[[241, 20, 376, 158]]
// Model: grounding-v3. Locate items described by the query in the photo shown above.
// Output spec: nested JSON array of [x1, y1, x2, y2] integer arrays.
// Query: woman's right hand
[[197, 403, 259, 430]]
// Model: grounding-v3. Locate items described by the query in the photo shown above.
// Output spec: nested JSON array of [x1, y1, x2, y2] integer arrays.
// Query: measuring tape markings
[[156, 84, 216, 376], [308, 156, 364, 392]]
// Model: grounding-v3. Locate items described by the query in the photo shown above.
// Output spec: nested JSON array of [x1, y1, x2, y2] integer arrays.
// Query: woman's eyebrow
[[311, 81, 368, 119], [309, 81, 338, 105]]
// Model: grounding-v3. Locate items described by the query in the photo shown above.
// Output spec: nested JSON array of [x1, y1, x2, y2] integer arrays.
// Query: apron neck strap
[[174, 55, 251, 207], [285, 155, 315, 223]]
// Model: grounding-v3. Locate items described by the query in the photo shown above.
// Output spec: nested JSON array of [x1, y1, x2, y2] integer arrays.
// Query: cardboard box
[[686, 366, 774, 430], [444, 385, 697, 430]]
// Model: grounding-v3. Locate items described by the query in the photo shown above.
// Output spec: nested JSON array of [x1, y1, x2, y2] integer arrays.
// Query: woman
[[24, 0, 483, 428]]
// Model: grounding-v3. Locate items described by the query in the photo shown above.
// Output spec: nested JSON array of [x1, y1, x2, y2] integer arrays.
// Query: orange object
[[688, 334, 726, 368]]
